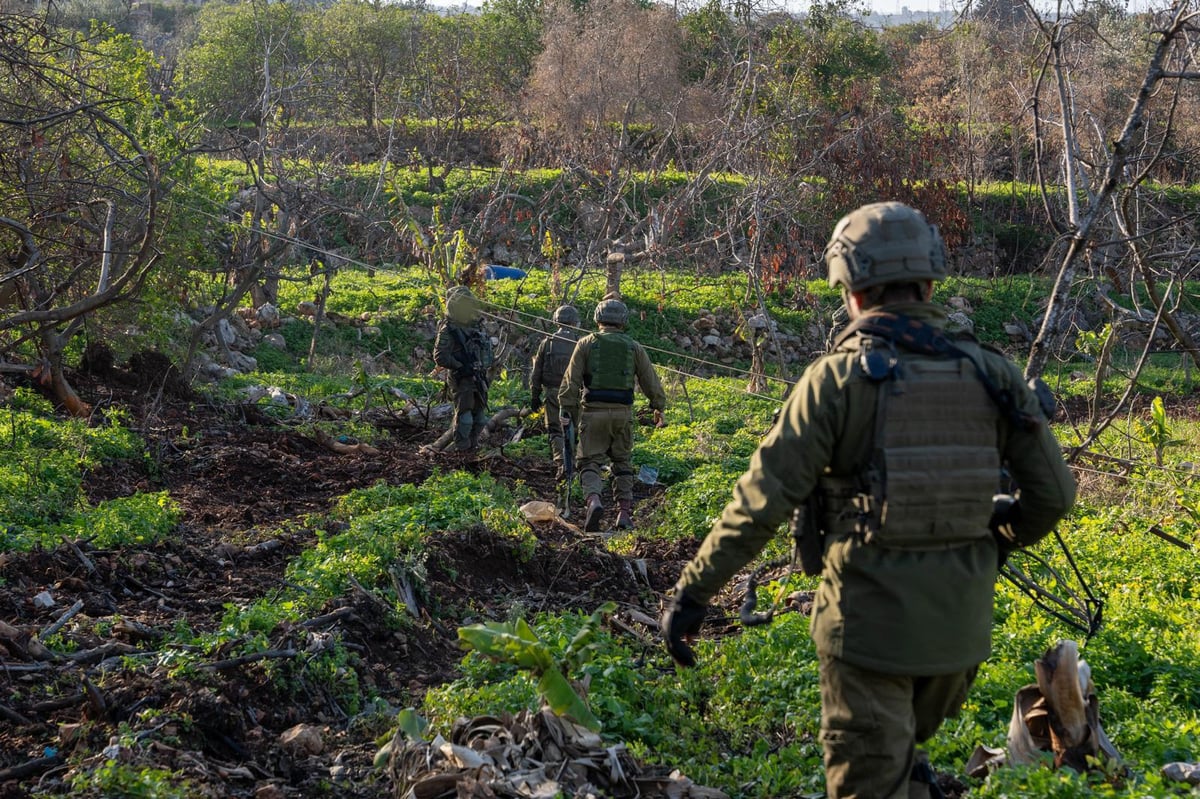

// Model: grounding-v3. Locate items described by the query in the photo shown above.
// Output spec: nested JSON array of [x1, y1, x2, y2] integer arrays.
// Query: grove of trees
[[1, 0, 1200, 432]]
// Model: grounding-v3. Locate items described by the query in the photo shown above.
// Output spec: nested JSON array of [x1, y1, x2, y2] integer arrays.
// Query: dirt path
[[0, 379, 698, 798]]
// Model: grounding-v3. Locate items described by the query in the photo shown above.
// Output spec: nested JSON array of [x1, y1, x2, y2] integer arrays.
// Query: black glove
[[530, 395, 542, 413], [454, 364, 474, 381], [661, 590, 707, 668], [989, 494, 1021, 566]]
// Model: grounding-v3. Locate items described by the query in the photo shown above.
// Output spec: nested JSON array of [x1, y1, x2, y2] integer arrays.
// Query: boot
[[584, 494, 604, 532], [909, 755, 945, 799], [616, 499, 634, 530]]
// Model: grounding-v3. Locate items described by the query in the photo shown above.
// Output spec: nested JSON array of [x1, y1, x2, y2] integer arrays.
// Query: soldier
[[433, 286, 494, 452], [530, 305, 581, 481], [559, 298, 666, 533], [662, 202, 1076, 799]]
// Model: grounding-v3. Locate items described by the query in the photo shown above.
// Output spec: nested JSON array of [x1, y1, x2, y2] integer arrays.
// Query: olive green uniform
[[433, 319, 494, 451], [559, 329, 667, 502], [674, 302, 1076, 798], [531, 328, 578, 474]]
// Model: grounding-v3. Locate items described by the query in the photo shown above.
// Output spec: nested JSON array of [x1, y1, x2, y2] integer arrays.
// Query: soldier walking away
[[662, 202, 1076, 799], [559, 298, 666, 533], [433, 286, 494, 452], [530, 305, 581, 481]]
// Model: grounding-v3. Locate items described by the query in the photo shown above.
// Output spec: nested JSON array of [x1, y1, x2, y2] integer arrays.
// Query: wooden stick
[[0, 703, 33, 726], [62, 537, 96, 574], [199, 648, 298, 671], [0, 754, 63, 782], [41, 598, 85, 639]]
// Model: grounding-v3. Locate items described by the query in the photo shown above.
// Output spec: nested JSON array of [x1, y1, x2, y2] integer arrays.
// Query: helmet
[[445, 285, 481, 324], [824, 202, 947, 293], [594, 298, 628, 327], [552, 304, 580, 326]]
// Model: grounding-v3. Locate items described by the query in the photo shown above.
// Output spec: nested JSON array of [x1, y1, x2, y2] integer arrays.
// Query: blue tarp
[[484, 265, 527, 281]]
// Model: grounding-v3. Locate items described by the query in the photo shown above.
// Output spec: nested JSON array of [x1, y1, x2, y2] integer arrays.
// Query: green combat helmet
[[594, 298, 628, 327], [824, 202, 947, 293], [553, 304, 580, 326], [445, 285, 482, 324]]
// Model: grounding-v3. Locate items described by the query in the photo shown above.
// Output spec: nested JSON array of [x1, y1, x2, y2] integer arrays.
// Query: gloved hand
[[530, 395, 542, 413], [653, 409, 665, 428], [661, 590, 707, 668], [560, 414, 573, 431], [989, 494, 1021, 566], [454, 364, 474, 381]]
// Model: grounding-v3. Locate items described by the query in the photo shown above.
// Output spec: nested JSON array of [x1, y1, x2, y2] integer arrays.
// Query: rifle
[[560, 418, 576, 518]]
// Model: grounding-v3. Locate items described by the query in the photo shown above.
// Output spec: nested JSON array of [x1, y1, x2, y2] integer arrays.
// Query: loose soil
[[0, 371, 712, 799]]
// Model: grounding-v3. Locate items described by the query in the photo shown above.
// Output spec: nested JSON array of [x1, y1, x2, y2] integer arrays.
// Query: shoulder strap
[[838, 312, 1038, 431]]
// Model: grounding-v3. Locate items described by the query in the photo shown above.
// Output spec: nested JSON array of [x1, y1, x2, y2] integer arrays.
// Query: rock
[[217, 318, 238, 346], [746, 313, 771, 331], [32, 590, 54, 609], [202, 362, 237, 381], [227, 351, 258, 373], [256, 303, 280, 328], [267, 387, 290, 406], [280, 723, 324, 756], [254, 784, 286, 799], [947, 311, 975, 334], [1004, 322, 1029, 340], [296, 301, 318, 317], [263, 333, 287, 350], [1163, 762, 1200, 785], [948, 296, 974, 313], [701, 334, 722, 348]]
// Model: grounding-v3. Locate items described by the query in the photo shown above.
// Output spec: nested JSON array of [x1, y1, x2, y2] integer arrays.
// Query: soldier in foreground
[[662, 202, 1076, 798], [433, 286, 494, 452], [559, 298, 666, 533], [530, 305, 581, 481]]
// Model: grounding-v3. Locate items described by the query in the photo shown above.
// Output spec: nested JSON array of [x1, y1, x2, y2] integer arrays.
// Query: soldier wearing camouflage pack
[[530, 305, 582, 481], [662, 202, 1076, 798], [434, 286, 494, 452], [559, 298, 666, 533]]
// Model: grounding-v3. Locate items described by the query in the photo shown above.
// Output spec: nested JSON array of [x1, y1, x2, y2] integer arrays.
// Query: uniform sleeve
[[633, 344, 667, 410], [995, 360, 1076, 546], [530, 339, 547, 394], [433, 324, 461, 370], [675, 361, 843, 604], [558, 337, 588, 415]]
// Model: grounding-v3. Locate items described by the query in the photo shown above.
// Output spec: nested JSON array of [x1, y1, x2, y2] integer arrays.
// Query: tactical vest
[[820, 337, 1000, 549], [584, 331, 636, 404], [539, 331, 577, 390], [450, 324, 492, 367]]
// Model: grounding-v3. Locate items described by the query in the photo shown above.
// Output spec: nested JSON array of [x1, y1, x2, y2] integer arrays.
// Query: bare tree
[[0, 14, 190, 415]]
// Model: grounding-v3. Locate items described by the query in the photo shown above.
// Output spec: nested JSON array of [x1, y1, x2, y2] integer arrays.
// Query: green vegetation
[[0, 390, 178, 551]]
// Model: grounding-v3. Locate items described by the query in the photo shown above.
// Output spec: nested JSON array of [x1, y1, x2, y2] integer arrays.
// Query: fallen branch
[[41, 598, 85, 639], [0, 753, 64, 782], [199, 648, 298, 671], [62, 537, 96, 574], [300, 606, 357, 628], [0, 703, 33, 726], [65, 641, 140, 665], [28, 691, 85, 713]]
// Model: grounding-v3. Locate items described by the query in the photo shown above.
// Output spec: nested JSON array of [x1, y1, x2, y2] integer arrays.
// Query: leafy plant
[[1136, 396, 1184, 467], [456, 602, 617, 732]]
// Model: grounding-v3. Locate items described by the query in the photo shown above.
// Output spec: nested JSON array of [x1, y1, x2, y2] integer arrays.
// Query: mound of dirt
[[0, 373, 703, 798]]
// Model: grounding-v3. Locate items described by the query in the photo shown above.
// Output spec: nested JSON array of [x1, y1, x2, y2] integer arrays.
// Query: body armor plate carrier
[[584, 331, 636, 405], [820, 314, 1010, 549]]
